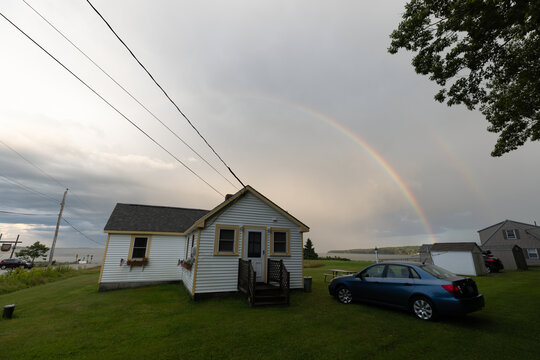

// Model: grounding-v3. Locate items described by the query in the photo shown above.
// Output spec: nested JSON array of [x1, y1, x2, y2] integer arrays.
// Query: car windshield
[[419, 264, 456, 279]]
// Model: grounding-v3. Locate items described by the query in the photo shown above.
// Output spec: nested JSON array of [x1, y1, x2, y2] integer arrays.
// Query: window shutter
[[515, 229, 520, 239], [502, 230, 507, 239]]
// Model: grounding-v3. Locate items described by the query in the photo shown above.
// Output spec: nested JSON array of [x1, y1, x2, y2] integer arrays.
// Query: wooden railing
[[238, 259, 256, 306], [268, 259, 290, 304]]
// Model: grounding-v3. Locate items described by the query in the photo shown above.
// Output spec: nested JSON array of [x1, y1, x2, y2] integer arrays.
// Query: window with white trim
[[131, 236, 148, 259], [214, 225, 239, 255], [504, 229, 517, 239], [526, 248, 539, 259], [271, 228, 290, 256]]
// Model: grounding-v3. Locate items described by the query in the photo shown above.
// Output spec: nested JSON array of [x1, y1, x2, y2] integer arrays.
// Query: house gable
[[193, 190, 306, 294], [479, 220, 540, 266], [186, 185, 309, 234], [479, 220, 540, 248]]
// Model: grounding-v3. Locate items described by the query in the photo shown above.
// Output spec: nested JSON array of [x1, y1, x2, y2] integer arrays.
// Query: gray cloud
[[1, 0, 539, 253]]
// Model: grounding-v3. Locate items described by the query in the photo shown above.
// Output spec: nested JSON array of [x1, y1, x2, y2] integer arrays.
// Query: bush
[[0, 265, 76, 294], [320, 256, 351, 261], [303, 261, 325, 268]]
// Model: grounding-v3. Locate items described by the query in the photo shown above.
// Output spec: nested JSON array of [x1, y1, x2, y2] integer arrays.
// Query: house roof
[[104, 203, 210, 234], [478, 219, 540, 246], [185, 185, 310, 233], [104, 185, 309, 235], [430, 242, 481, 252], [477, 219, 539, 233]]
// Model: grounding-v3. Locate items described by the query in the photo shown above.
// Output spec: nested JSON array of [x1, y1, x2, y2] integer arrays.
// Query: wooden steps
[[238, 259, 290, 307], [251, 283, 288, 306]]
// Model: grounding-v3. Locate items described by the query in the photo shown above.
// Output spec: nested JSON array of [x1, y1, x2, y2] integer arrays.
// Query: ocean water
[[0, 247, 105, 264], [49, 248, 105, 264]]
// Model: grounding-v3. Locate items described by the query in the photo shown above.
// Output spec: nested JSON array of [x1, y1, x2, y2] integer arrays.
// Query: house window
[[271, 228, 290, 256], [214, 225, 239, 255], [130, 236, 150, 259], [504, 229, 517, 239], [526, 248, 539, 259]]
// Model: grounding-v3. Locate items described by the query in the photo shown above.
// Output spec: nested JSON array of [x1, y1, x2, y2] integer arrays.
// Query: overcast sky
[[0, 0, 538, 253]]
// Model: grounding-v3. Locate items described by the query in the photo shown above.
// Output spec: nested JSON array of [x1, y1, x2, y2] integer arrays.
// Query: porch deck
[[238, 259, 290, 306]]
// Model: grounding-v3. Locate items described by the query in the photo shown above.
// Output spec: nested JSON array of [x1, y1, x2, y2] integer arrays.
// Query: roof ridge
[[117, 203, 209, 212]]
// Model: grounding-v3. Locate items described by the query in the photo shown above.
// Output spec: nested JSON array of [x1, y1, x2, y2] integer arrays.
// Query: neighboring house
[[430, 242, 487, 276], [481, 244, 528, 271], [478, 220, 540, 266], [100, 185, 309, 304]]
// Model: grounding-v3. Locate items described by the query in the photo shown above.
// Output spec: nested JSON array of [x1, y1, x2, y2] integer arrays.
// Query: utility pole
[[48, 188, 68, 266], [9, 235, 20, 259]]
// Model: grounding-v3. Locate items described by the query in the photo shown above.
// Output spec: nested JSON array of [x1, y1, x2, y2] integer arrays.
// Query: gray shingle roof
[[430, 242, 481, 252], [104, 203, 209, 233]]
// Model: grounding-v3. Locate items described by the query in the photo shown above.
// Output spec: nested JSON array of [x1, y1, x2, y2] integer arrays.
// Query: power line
[[62, 217, 105, 246], [21, 0, 238, 190], [0, 138, 64, 189], [0, 11, 224, 197], [0, 210, 56, 216], [0, 174, 100, 245], [85, 0, 246, 188], [0, 138, 95, 213], [0, 173, 60, 204]]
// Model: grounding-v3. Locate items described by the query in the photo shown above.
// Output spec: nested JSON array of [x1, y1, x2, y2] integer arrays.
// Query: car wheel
[[336, 286, 353, 304], [411, 296, 437, 321], [1, 265, 6, 270]]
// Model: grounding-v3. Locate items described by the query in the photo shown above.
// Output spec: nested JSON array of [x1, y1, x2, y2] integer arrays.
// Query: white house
[[99, 186, 309, 305], [430, 242, 487, 276]]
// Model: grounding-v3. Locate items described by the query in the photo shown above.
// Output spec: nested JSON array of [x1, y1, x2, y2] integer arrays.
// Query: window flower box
[[179, 259, 193, 270], [127, 258, 149, 266]]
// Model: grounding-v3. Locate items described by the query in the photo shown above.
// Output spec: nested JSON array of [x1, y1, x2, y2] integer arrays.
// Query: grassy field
[[0, 260, 539, 359], [0, 265, 79, 294]]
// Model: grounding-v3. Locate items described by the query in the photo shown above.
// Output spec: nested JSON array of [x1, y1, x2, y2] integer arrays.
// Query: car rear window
[[362, 264, 385, 278], [419, 264, 456, 279]]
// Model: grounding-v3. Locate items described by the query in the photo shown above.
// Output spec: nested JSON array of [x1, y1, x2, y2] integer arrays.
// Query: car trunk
[[453, 278, 479, 298]]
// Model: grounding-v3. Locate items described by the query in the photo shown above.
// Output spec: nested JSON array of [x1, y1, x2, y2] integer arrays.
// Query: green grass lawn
[[1, 261, 539, 359]]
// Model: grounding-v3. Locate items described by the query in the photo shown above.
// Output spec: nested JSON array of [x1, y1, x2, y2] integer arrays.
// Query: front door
[[246, 229, 264, 282]]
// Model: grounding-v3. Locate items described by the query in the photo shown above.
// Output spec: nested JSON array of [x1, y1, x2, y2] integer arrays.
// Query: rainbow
[[432, 134, 484, 202], [236, 94, 437, 243]]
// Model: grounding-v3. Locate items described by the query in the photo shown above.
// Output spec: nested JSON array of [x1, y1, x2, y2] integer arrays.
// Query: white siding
[[432, 251, 478, 276], [101, 234, 186, 284], [194, 193, 304, 294], [181, 231, 196, 295]]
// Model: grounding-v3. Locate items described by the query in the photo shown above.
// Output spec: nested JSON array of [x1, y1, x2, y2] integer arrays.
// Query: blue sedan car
[[328, 262, 484, 321]]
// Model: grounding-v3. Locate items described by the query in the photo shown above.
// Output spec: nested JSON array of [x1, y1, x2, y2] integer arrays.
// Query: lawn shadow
[[440, 313, 497, 329]]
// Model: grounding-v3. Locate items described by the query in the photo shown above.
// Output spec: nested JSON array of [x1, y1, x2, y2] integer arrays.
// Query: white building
[[430, 242, 487, 276], [100, 186, 309, 305]]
